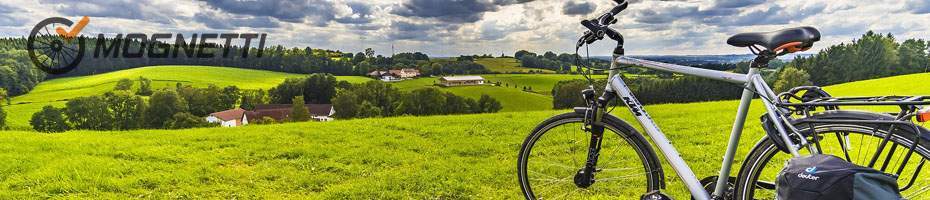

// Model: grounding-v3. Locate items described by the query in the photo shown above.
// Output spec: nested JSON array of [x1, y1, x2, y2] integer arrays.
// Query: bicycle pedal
[[641, 190, 673, 200]]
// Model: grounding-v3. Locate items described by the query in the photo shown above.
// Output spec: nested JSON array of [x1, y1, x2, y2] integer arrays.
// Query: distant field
[[388, 77, 552, 112], [3, 66, 369, 130], [0, 73, 927, 198], [481, 74, 606, 95], [474, 58, 555, 73]]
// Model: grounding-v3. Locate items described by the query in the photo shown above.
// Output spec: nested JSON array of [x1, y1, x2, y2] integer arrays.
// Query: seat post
[[750, 52, 777, 68]]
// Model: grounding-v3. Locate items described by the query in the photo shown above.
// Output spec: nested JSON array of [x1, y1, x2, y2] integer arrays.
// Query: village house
[[206, 104, 335, 127], [206, 108, 248, 127], [368, 68, 420, 81], [439, 76, 485, 87]]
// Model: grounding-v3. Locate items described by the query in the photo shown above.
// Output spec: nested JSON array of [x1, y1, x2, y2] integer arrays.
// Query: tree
[[0, 105, 6, 130], [774, 67, 813, 93], [166, 112, 212, 129], [105, 91, 146, 130], [552, 79, 590, 109], [478, 94, 502, 113], [364, 48, 375, 58], [220, 86, 241, 110], [395, 88, 446, 116], [136, 76, 153, 96], [357, 101, 382, 118], [65, 95, 113, 130], [145, 90, 188, 128], [0, 88, 8, 105], [302, 73, 337, 104], [332, 90, 359, 119], [269, 78, 304, 104], [290, 96, 311, 122], [114, 78, 133, 91], [30, 105, 69, 133], [240, 89, 267, 110]]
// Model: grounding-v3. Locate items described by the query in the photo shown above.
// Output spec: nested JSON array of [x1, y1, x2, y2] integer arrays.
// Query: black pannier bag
[[776, 154, 902, 200]]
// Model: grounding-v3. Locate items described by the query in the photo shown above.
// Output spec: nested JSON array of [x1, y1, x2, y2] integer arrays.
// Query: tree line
[[29, 78, 241, 132], [786, 31, 929, 86], [0, 48, 46, 97], [515, 50, 610, 73], [333, 81, 502, 119]]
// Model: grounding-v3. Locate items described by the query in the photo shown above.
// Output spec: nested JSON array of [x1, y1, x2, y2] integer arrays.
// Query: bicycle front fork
[[575, 86, 618, 188]]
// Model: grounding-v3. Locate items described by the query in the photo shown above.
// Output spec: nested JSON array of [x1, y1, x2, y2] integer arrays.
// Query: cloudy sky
[[1, 0, 928, 56]]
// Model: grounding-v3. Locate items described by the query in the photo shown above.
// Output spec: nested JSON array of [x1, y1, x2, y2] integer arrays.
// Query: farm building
[[368, 68, 420, 81], [206, 108, 248, 127], [207, 104, 335, 127], [246, 104, 336, 122], [439, 76, 485, 87]]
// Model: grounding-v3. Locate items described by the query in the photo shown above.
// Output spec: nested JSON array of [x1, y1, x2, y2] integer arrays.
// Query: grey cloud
[[905, 0, 930, 14], [712, 0, 765, 9], [392, 0, 532, 23], [725, 3, 826, 26], [563, 1, 596, 16], [40, 0, 176, 24], [203, 0, 373, 26], [0, 4, 25, 26], [387, 21, 441, 41], [631, 4, 700, 24], [193, 11, 281, 29], [334, 3, 374, 24]]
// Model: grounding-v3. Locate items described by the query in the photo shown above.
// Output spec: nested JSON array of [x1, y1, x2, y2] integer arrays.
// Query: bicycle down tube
[[609, 56, 800, 200]]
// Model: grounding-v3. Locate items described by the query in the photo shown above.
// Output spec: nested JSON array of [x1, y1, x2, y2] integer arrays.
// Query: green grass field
[[3, 66, 369, 130], [481, 74, 607, 95], [474, 58, 555, 73], [0, 73, 927, 198], [388, 77, 553, 112]]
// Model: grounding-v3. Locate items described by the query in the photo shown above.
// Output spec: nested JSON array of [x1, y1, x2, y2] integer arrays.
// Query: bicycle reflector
[[918, 107, 930, 122]]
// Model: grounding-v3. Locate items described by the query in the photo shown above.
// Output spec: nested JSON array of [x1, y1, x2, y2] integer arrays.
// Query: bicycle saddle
[[727, 26, 820, 53]]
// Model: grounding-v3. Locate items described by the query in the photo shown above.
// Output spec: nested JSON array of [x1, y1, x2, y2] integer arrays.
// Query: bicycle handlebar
[[577, 0, 628, 55]]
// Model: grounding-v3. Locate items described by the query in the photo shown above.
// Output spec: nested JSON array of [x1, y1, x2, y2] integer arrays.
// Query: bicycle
[[516, 1, 930, 199]]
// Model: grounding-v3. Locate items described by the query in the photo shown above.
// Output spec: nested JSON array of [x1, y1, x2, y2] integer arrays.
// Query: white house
[[368, 68, 421, 81], [206, 108, 248, 127], [439, 76, 485, 87]]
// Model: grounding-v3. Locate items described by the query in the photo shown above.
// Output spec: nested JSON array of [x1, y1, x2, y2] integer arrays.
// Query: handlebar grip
[[609, 0, 628, 15]]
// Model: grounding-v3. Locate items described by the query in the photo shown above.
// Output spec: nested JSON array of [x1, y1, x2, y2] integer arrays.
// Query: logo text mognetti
[[27, 16, 268, 75]]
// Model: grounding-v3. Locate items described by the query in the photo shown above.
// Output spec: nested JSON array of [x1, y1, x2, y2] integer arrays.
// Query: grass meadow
[[474, 58, 555, 74], [3, 66, 369, 130], [0, 72, 927, 198]]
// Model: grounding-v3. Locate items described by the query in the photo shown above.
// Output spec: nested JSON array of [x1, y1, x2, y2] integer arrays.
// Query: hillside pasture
[[474, 58, 555, 73], [0, 73, 928, 198], [3, 66, 368, 129]]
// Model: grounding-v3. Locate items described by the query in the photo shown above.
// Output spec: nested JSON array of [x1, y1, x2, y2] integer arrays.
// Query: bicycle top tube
[[615, 56, 750, 84]]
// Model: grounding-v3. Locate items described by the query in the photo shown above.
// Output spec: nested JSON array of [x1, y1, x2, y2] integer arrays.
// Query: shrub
[[30, 106, 69, 133]]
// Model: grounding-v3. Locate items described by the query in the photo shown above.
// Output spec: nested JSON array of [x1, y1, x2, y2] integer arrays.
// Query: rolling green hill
[[474, 58, 555, 73], [0, 73, 927, 198], [3, 66, 370, 130]]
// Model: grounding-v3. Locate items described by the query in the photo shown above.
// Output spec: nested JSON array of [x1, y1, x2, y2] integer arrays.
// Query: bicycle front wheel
[[517, 112, 663, 199], [735, 111, 930, 200]]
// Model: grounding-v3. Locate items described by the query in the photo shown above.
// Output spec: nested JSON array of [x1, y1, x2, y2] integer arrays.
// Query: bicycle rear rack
[[773, 86, 930, 192]]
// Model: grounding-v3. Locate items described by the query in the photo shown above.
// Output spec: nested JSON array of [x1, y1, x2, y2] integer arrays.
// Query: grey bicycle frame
[[608, 55, 801, 200]]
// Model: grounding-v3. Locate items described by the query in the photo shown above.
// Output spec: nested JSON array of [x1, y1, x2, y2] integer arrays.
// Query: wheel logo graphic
[[27, 17, 87, 75]]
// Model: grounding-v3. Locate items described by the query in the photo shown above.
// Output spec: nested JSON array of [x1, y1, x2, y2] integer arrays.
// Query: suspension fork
[[577, 83, 617, 187]]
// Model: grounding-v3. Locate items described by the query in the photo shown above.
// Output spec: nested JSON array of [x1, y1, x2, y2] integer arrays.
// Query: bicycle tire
[[518, 112, 664, 199], [734, 110, 930, 199]]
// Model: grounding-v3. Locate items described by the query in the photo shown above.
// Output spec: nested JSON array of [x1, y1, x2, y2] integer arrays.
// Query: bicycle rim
[[518, 115, 659, 199], [737, 123, 930, 199]]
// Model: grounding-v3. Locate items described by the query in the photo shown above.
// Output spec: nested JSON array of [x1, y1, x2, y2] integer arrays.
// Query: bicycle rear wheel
[[735, 111, 930, 199], [517, 112, 663, 199]]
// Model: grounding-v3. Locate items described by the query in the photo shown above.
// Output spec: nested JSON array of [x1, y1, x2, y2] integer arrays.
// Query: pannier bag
[[776, 154, 902, 200]]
